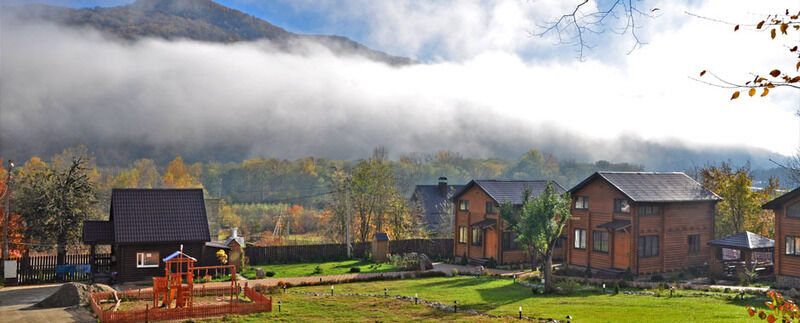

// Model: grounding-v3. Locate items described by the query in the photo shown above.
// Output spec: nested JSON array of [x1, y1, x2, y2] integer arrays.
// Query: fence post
[[146, 303, 149, 323]]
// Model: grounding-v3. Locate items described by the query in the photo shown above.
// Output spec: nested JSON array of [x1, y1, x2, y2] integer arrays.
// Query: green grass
[[292, 277, 767, 323], [200, 292, 510, 322], [241, 260, 399, 279]]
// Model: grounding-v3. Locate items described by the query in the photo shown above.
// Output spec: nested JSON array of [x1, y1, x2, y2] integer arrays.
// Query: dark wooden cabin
[[566, 172, 721, 274], [452, 179, 567, 266], [762, 186, 800, 288], [82, 188, 211, 283]]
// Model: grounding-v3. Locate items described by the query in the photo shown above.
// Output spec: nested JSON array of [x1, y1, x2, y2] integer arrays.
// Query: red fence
[[90, 284, 271, 323]]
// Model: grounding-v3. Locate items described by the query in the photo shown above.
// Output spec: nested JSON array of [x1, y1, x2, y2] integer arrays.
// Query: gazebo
[[707, 231, 774, 278]]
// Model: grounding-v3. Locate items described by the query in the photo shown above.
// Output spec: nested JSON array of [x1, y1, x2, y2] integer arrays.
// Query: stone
[[418, 253, 433, 270], [256, 268, 265, 279]]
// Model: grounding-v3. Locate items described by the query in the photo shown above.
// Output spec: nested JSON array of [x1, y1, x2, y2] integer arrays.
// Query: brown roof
[[570, 172, 721, 202], [111, 188, 211, 244]]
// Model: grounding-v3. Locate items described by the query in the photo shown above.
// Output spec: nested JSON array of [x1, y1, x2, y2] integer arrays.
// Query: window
[[471, 228, 482, 246], [688, 234, 700, 254], [574, 196, 589, 210], [574, 229, 587, 250], [593, 231, 609, 253], [614, 199, 630, 214], [486, 202, 497, 214], [458, 226, 467, 244], [502, 232, 522, 250], [459, 200, 469, 211], [136, 252, 159, 268], [788, 203, 800, 219], [787, 236, 800, 256], [638, 236, 659, 258], [639, 205, 662, 216]]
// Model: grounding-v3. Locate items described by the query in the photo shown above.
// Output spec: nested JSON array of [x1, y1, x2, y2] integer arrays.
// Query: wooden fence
[[246, 239, 453, 265], [14, 253, 111, 284]]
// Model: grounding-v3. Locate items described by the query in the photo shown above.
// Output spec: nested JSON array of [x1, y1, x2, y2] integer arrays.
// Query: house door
[[613, 231, 630, 270], [485, 228, 498, 260]]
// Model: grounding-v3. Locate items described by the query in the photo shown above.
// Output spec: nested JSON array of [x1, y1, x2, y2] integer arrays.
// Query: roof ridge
[[597, 171, 686, 174]]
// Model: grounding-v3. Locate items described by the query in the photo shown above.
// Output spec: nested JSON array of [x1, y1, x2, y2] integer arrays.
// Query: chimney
[[438, 177, 448, 197], [232, 227, 238, 238]]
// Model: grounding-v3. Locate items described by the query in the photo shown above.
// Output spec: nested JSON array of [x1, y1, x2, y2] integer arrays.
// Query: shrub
[[265, 271, 275, 277], [622, 267, 634, 281], [613, 282, 620, 294], [460, 252, 468, 266], [390, 253, 421, 271], [486, 257, 497, 269], [312, 265, 323, 275], [451, 268, 459, 277], [738, 267, 758, 286], [349, 267, 361, 273], [554, 279, 579, 295], [417, 271, 447, 278]]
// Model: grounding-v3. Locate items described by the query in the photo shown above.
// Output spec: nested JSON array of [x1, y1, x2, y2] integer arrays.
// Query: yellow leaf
[[757, 21, 765, 29], [770, 69, 781, 77], [771, 28, 776, 39], [766, 83, 775, 88], [748, 88, 756, 96], [781, 23, 788, 34], [796, 61, 800, 71], [734, 25, 740, 31], [700, 70, 706, 77], [790, 76, 800, 83], [761, 88, 769, 97], [731, 91, 740, 100]]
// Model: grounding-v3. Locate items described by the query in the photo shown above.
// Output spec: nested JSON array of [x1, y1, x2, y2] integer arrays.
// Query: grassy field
[[201, 292, 511, 322], [241, 260, 399, 279], [291, 277, 765, 323]]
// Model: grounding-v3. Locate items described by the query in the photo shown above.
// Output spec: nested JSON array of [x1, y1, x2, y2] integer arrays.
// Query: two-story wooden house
[[452, 179, 567, 265], [762, 187, 800, 288], [566, 172, 721, 274]]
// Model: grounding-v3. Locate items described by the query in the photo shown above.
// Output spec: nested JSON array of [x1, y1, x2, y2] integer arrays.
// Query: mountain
[[3, 0, 412, 66]]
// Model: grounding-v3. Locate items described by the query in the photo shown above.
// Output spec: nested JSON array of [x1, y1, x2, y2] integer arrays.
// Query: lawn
[[200, 292, 511, 322], [291, 277, 767, 323], [241, 260, 399, 279]]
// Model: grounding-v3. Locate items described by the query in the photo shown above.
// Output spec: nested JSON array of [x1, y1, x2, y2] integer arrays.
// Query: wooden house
[[452, 179, 567, 266], [762, 187, 800, 288], [410, 177, 463, 235], [82, 188, 212, 283], [566, 172, 721, 274]]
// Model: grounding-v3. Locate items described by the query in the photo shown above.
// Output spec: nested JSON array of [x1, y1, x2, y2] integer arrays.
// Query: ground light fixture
[[331, 286, 334, 296], [602, 283, 606, 294], [283, 285, 286, 293], [415, 293, 418, 304], [519, 306, 522, 319], [277, 300, 281, 312], [513, 275, 516, 283], [384, 288, 388, 296], [453, 300, 458, 312], [566, 315, 572, 322]]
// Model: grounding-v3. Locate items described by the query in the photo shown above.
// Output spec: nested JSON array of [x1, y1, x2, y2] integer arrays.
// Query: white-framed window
[[787, 236, 800, 256], [136, 252, 159, 268], [459, 200, 469, 211], [458, 226, 467, 244], [614, 199, 630, 214]]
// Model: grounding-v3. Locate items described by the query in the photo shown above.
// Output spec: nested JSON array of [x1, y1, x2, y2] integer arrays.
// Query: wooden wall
[[117, 243, 205, 283], [453, 186, 500, 261], [774, 194, 800, 278]]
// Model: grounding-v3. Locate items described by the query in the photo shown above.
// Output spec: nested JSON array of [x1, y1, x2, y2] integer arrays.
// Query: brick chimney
[[438, 177, 448, 197]]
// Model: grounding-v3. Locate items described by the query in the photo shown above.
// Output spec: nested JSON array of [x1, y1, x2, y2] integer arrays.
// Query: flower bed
[[89, 283, 271, 323]]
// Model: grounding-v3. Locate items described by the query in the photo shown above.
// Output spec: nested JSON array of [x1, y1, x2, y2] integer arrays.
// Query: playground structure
[[89, 247, 271, 323]]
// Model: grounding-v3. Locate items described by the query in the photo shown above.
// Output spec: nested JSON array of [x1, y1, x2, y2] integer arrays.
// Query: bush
[[738, 267, 758, 286], [554, 279, 579, 295], [451, 268, 459, 277], [349, 267, 361, 273], [266, 271, 275, 277], [622, 267, 634, 281], [460, 252, 468, 266], [390, 253, 421, 271], [613, 282, 620, 294], [417, 270, 447, 278], [486, 257, 497, 269], [312, 265, 323, 275]]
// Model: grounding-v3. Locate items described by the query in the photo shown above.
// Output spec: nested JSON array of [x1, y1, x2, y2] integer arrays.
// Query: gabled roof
[[570, 172, 721, 202], [411, 184, 464, 224], [707, 231, 774, 251], [205, 241, 231, 249], [163, 250, 197, 262], [82, 220, 114, 244], [762, 186, 800, 209], [111, 188, 211, 244], [452, 180, 566, 205]]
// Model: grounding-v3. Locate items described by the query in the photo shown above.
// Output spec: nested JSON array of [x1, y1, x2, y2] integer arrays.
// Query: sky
[[1, 0, 798, 166]]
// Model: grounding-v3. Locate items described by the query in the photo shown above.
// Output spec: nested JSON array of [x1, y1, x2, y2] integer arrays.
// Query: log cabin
[[566, 172, 721, 275], [82, 188, 212, 283], [410, 177, 464, 235], [452, 179, 567, 266], [762, 186, 800, 288]]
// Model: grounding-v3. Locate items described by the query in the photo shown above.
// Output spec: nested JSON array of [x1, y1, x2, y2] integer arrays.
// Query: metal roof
[[707, 231, 774, 250], [82, 220, 114, 244], [411, 184, 464, 225], [570, 172, 721, 202], [452, 180, 566, 205], [110, 188, 211, 244]]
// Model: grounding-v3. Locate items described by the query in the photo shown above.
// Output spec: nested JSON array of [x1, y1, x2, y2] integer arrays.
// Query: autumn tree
[[698, 9, 800, 99], [746, 290, 799, 323], [14, 150, 96, 264], [219, 199, 241, 230], [500, 182, 571, 292], [700, 162, 779, 238], [0, 159, 25, 259], [162, 156, 202, 188]]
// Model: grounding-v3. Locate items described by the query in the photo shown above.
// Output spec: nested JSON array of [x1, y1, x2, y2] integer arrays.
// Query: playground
[[88, 248, 272, 323]]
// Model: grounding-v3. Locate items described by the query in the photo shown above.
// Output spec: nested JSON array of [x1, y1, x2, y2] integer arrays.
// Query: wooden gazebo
[[708, 231, 774, 278]]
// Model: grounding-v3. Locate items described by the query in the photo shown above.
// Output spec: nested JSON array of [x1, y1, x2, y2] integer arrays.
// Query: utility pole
[[345, 178, 352, 258], [3, 160, 13, 262]]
